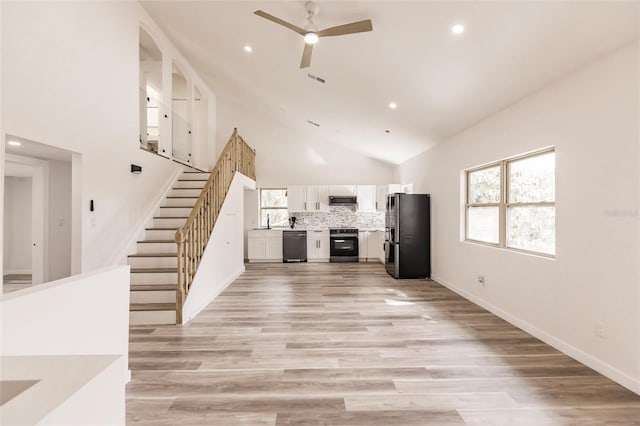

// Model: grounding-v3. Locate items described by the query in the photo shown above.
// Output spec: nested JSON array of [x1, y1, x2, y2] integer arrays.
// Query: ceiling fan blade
[[317, 19, 373, 37], [300, 43, 314, 69], [254, 10, 306, 35]]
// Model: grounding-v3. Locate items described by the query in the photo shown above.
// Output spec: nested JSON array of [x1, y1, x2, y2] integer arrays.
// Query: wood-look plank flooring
[[126, 263, 640, 425], [2, 274, 33, 294]]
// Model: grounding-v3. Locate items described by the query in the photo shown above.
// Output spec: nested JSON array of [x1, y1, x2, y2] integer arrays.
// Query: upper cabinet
[[329, 185, 356, 197], [288, 185, 330, 212], [307, 185, 330, 212], [376, 184, 403, 211], [356, 185, 376, 212], [287, 185, 307, 212]]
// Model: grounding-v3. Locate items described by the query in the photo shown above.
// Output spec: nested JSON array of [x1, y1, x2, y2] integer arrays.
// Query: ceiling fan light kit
[[254, 1, 373, 68]]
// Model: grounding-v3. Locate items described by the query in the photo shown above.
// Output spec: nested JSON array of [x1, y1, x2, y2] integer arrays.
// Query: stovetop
[[329, 228, 358, 234]]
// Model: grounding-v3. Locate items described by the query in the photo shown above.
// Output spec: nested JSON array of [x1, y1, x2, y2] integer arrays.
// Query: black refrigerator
[[384, 193, 431, 279]]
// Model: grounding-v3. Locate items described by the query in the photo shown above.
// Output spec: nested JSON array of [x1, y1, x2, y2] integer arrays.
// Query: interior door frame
[[5, 153, 49, 285]]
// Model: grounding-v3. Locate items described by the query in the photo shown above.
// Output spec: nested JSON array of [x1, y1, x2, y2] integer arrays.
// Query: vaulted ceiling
[[141, 1, 639, 165]]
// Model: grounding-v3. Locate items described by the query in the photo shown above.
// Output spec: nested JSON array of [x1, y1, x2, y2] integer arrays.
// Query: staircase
[[128, 170, 209, 325]]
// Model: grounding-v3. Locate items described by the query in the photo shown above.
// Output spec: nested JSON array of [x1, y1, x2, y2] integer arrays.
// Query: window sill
[[462, 239, 556, 260]]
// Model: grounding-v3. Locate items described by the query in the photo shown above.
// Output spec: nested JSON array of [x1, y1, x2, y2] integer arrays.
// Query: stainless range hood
[[329, 196, 357, 207]]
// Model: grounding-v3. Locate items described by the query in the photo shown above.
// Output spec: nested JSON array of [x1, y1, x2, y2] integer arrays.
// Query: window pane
[[467, 206, 499, 244], [509, 152, 555, 203], [507, 206, 555, 255], [261, 189, 287, 208], [260, 209, 289, 227], [468, 166, 500, 204]]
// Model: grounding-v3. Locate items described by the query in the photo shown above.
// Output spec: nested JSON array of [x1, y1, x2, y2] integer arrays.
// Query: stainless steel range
[[329, 228, 359, 262]]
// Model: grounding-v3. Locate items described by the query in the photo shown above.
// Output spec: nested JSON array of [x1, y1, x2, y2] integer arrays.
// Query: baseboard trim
[[431, 273, 640, 396], [182, 266, 245, 325]]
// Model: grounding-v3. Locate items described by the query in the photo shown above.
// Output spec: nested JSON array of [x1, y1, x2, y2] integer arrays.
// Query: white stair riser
[[128, 256, 177, 269], [145, 229, 178, 240], [158, 207, 192, 217], [136, 242, 177, 254], [163, 198, 198, 207], [180, 173, 209, 181], [174, 180, 207, 189], [131, 272, 177, 285], [153, 217, 187, 228], [130, 310, 176, 325], [170, 188, 201, 197], [130, 290, 176, 304]]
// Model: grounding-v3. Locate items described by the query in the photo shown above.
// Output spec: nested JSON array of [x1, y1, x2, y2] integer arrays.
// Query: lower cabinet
[[248, 229, 283, 262], [359, 230, 384, 263], [307, 230, 330, 262]]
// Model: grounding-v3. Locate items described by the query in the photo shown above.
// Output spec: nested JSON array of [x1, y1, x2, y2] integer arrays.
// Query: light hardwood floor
[[127, 263, 640, 425]]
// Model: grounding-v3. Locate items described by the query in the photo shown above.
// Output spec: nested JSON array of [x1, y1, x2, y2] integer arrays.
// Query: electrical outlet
[[596, 321, 606, 339], [477, 275, 485, 286]]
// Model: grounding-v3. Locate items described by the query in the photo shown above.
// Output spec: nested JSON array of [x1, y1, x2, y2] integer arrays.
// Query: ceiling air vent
[[307, 73, 326, 84], [307, 120, 320, 127]]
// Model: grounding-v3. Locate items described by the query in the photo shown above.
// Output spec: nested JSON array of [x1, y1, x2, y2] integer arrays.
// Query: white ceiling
[[140, 1, 639, 164]]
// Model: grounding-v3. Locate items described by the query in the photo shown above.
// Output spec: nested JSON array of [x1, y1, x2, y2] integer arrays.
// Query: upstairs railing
[[175, 128, 256, 324]]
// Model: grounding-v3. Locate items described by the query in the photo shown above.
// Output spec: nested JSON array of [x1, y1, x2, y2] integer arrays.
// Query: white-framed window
[[465, 148, 555, 256], [260, 188, 288, 228]]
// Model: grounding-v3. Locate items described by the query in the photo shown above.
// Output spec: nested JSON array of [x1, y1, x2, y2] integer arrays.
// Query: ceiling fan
[[254, 1, 373, 69]]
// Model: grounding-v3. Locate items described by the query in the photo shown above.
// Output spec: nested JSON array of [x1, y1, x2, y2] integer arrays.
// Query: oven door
[[330, 235, 359, 262]]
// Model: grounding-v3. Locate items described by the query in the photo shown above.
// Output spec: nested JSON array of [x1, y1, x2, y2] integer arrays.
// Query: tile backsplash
[[289, 207, 384, 230]]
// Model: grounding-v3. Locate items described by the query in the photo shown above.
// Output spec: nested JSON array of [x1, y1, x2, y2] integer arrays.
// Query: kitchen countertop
[[252, 227, 383, 232]]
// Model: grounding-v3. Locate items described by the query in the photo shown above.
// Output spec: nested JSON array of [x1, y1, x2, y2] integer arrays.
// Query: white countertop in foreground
[[0, 354, 121, 425]]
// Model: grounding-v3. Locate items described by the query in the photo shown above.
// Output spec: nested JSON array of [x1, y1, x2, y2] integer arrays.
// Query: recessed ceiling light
[[243, 45, 253, 53], [388, 102, 397, 109], [7, 140, 21, 146], [452, 24, 465, 35]]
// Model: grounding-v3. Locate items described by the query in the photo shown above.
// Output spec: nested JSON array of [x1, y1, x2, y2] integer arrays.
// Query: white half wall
[[181, 172, 255, 323], [395, 42, 640, 393], [0, 266, 130, 360], [3, 176, 32, 274]]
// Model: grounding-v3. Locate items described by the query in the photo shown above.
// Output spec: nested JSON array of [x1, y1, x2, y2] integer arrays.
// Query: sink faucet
[[267, 214, 270, 230]]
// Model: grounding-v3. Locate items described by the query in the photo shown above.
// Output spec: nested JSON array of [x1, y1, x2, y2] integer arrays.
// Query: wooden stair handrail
[[174, 128, 256, 324]]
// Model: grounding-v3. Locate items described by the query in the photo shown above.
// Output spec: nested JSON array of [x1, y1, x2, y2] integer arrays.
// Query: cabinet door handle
[[304, 201, 307, 210], [318, 240, 321, 248]]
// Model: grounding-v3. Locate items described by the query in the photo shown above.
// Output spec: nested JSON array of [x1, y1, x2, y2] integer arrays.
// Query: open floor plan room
[[126, 263, 640, 425]]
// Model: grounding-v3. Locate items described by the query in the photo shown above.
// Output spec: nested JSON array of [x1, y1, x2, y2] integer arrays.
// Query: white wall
[[182, 173, 255, 323], [48, 160, 72, 280], [1, 2, 215, 273], [3, 176, 32, 274], [396, 42, 640, 393], [216, 95, 395, 187]]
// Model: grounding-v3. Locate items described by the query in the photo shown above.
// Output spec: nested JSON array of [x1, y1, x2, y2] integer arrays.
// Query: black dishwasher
[[283, 230, 307, 262]]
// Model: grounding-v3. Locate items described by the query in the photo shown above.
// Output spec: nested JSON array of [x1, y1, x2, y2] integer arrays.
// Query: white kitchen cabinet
[[359, 230, 384, 263], [368, 231, 384, 263], [356, 185, 376, 212], [287, 185, 307, 212], [248, 229, 283, 262], [307, 230, 329, 262], [306, 185, 330, 212], [376, 184, 403, 211], [358, 231, 368, 260], [329, 185, 356, 197]]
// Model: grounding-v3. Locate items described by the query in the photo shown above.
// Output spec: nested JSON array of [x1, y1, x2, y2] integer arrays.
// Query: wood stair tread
[[131, 267, 177, 273], [166, 196, 198, 199], [145, 227, 179, 230], [137, 239, 175, 243], [153, 216, 188, 219], [130, 303, 175, 311], [131, 284, 176, 291], [128, 253, 176, 258]]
